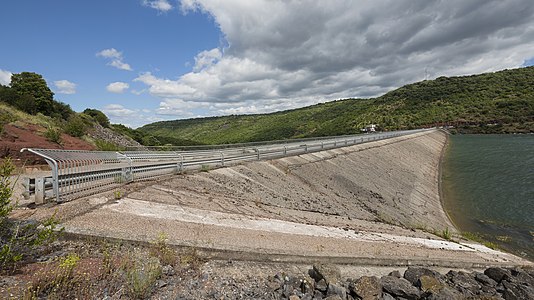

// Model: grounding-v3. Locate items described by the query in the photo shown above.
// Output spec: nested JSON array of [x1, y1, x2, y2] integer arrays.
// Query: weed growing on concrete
[[200, 164, 211, 172], [179, 247, 205, 270], [149, 232, 176, 266], [441, 227, 452, 240], [114, 190, 123, 200], [125, 256, 162, 299]]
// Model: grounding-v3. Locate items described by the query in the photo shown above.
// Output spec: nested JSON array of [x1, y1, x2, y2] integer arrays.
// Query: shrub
[[64, 114, 88, 137], [44, 126, 62, 144], [0, 158, 63, 273], [125, 256, 162, 299], [149, 233, 176, 266], [95, 139, 122, 151], [83, 108, 110, 128]]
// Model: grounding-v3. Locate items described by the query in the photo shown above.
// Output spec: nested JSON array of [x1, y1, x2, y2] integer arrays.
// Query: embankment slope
[[28, 129, 529, 267]]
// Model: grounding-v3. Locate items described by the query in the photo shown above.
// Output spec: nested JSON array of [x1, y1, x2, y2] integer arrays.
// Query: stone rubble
[[267, 265, 534, 300]]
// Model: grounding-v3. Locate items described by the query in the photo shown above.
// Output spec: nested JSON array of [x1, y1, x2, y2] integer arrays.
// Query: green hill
[[140, 67, 534, 144]]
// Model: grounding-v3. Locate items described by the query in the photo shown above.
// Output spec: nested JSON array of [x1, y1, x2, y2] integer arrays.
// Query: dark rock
[[388, 270, 401, 278], [314, 290, 325, 299], [502, 280, 534, 300], [485, 267, 512, 283], [509, 267, 534, 286], [404, 267, 440, 286], [426, 286, 462, 300], [475, 272, 498, 287], [351, 276, 382, 300], [310, 264, 342, 285], [381, 293, 396, 300], [447, 270, 480, 295], [380, 276, 421, 300], [326, 283, 346, 299], [418, 275, 444, 295], [316, 279, 328, 292]]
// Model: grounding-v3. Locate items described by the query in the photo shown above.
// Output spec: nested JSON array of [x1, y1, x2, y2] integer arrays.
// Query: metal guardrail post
[[116, 152, 133, 183], [176, 153, 184, 173], [20, 148, 60, 203], [220, 151, 225, 166]]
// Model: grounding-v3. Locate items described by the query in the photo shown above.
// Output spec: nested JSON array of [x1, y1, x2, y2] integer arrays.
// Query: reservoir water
[[442, 134, 534, 261]]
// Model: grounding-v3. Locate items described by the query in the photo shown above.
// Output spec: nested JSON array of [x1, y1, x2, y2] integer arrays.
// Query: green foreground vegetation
[[140, 67, 534, 145]]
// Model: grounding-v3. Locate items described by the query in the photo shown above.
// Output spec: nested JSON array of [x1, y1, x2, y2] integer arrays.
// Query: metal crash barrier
[[22, 128, 431, 203]]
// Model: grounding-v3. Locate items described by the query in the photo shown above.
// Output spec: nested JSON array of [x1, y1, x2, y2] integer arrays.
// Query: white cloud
[[106, 82, 130, 93], [103, 104, 137, 117], [0, 69, 12, 85], [54, 80, 77, 94], [143, 0, 173, 13], [96, 48, 132, 71], [134, 0, 534, 119], [102, 104, 162, 128]]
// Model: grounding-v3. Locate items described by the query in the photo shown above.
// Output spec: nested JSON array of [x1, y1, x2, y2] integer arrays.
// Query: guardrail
[[22, 128, 431, 203]]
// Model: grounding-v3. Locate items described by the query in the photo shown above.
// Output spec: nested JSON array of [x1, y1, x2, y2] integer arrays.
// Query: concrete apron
[[62, 197, 529, 269]]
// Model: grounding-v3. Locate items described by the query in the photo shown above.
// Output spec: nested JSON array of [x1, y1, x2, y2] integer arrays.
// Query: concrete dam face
[[132, 129, 452, 232], [61, 129, 529, 267]]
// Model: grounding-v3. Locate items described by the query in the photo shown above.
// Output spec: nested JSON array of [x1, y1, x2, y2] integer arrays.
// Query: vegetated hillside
[[0, 72, 145, 161], [140, 67, 534, 145]]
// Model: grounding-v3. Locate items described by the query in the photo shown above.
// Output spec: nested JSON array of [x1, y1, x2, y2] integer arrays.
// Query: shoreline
[[437, 129, 461, 233]]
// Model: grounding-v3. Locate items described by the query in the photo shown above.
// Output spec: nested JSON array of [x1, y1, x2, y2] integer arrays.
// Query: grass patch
[[461, 231, 500, 250], [125, 256, 162, 299], [95, 139, 123, 151], [149, 233, 177, 266]]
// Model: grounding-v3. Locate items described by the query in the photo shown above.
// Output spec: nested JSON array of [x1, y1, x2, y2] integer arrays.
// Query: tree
[[10, 72, 54, 115], [83, 108, 110, 128]]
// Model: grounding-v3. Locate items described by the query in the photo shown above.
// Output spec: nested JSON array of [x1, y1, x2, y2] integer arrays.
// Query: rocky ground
[[1, 237, 533, 299]]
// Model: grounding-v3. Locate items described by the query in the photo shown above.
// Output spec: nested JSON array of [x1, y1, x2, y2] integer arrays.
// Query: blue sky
[[2, 0, 534, 127]]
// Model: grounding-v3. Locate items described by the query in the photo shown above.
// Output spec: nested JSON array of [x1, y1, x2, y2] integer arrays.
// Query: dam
[[19, 129, 531, 269]]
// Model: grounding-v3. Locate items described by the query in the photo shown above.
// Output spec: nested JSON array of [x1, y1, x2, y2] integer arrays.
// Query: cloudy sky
[[1, 0, 534, 128]]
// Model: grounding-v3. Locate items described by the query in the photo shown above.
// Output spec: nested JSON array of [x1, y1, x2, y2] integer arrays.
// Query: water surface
[[442, 134, 534, 260]]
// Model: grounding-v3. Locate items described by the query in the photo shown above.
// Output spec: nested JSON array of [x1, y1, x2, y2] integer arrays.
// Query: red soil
[[0, 124, 96, 165]]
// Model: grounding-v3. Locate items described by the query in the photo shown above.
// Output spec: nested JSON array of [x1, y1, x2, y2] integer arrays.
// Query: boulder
[[380, 275, 421, 300], [309, 264, 342, 285], [404, 267, 441, 286], [475, 272, 498, 287], [427, 286, 462, 300], [447, 270, 480, 296], [326, 283, 347, 299], [351, 276, 382, 300], [388, 270, 401, 278], [502, 280, 534, 300], [509, 267, 534, 286], [418, 275, 444, 294], [316, 279, 328, 293], [485, 267, 512, 283]]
